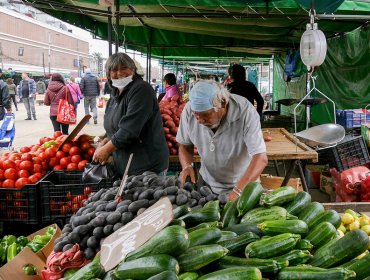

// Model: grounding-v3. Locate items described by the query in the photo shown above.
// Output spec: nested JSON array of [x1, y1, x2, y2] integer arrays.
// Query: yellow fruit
[[342, 213, 355, 225], [344, 209, 360, 218], [360, 216, 370, 227], [338, 224, 347, 234], [337, 230, 345, 238], [349, 220, 361, 231], [362, 225, 370, 235]]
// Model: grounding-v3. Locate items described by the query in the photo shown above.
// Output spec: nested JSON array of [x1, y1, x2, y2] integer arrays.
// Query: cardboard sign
[[100, 197, 173, 271], [57, 114, 91, 151]]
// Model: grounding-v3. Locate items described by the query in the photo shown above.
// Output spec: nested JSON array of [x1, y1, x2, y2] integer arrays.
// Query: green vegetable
[[7, 243, 17, 262], [27, 242, 44, 253], [3, 235, 17, 246], [63, 268, 80, 279], [298, 202, 325, 225], [69, 255, 105, 280], [189, 227, 222, 247], [307, 210, 341, 229], [217, 231, 238, 242], [217, 256, 284, 274], [236, 182, 264, 217], [23, 264, 37, 275], [198, 267, 262, 280], [305, 221, 336, 248], [272, 249, 312, 265], [187, 221, 222, 233], [277, 266, 356, 280], [342, 252, 370, 280], [217, 232, 260, 255], [16, 236, 29, 247], [178, 272, 199, 280], [179, 203, 220, 226], [295, 239, 314, 251], [147, 270, 178, 280], [259, 186, 297, 207], [221, 198, 239, 228], [257, 220, 309, 236], [46, 226, 56, 236], [0, 242, 7, 263], [32, 234, 52, 245], [241, 206, 297, 224]]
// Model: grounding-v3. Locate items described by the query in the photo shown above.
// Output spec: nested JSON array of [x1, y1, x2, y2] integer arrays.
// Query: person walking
[[18, 72, 37, 120], [36, 78, 46, 95], [44, 73, 74, 135], [80, 69, 99, 124], [0, 70, 12, 120], [67, 76, 83, 114], [6, 78, 18, 111]]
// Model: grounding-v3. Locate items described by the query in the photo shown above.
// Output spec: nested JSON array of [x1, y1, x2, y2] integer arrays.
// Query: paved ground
[[10, 100, 106, 149]]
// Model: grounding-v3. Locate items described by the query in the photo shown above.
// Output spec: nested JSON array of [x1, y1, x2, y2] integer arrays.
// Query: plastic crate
[[319, 136, 370, 172], [39, 171, 113, 223], [0, 184, 40, 224]]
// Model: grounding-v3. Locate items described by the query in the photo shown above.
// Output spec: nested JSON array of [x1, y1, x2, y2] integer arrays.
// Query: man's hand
[[228, 190, 239, 201], [179, 166, 196, 185]]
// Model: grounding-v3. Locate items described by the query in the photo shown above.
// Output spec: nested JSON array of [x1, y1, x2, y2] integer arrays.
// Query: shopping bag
[[98, 97, 104, 108], [57, 88, 76, 125], [82, 162, 116, 184]]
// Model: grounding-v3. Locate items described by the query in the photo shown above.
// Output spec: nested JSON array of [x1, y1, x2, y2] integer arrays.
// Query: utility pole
[[0, 43, 3, 71], [48, 31, 51, 75]]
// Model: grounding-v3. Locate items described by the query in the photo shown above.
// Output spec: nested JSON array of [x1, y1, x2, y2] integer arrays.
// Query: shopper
[[0, 70, 11, 120], [36, 78, 46, 95], [18, 72, 37, 120], [93, 53, 169, 176], [227, 64, 264, 117], [6, 78, 18, 111], [44, 73, 74, 135], [161, 73, 181, 102], [67, 76, 83, 113], [177, 80, 267, 201], [80, 69, 99, 124]]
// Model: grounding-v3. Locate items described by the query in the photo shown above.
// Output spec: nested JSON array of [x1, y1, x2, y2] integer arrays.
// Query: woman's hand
[[93, 140, 116, 165]]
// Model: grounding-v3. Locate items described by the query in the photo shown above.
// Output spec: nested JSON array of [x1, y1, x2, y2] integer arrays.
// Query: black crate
[[319, 136, 370, 172], [0, 183, 40, 224], [39, 171, 113, 223]]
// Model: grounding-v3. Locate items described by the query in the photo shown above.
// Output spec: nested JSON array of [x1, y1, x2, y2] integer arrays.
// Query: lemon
[[349, 220, 361, 231], [341, 213, 355, 225], [344, 209, 360, 218], [360, 216, 370, 227], [337, 230, 345, 238], [338, 224, 347, 234], [362, 225, 370, 235]]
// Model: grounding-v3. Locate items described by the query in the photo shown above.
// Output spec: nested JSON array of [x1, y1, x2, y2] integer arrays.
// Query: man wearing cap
[[0, 69, 12, 120], [176, 80, 268, 201]]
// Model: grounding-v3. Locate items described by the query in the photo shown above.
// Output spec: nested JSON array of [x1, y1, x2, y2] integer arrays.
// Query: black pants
[[10, 95, 18, 110], [50, 116, 69, 135]]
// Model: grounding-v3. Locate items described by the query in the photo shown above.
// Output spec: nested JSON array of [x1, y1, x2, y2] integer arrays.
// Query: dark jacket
[[104, 76, 169, 176], [227, 80, 264, 117], [80, 73, 100, 96], [0, 80, 11, 120], [44, 81, 74, 116]]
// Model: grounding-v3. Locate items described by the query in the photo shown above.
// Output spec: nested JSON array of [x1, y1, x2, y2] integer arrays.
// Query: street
[[10, 99, 106, 149]]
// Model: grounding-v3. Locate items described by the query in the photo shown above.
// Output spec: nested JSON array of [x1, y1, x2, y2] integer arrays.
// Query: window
[[18, 47, 24, 56]]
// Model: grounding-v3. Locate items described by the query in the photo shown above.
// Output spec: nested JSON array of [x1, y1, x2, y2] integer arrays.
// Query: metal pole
[[48, 31, 51, 74], [148, 46, 152, 82], [161, 53, 164, 91], [146, 47, 149, 81], [108, 7, 113, 56], [115, 0, 120, 53], [42, 52, 45, 77]]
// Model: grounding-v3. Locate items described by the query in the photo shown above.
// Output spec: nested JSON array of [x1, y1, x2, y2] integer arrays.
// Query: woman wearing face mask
[[93, 53, 169, 176]]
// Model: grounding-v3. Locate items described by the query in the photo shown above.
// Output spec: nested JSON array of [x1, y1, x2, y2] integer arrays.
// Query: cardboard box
[[260, 174, 303, 192], [320, 173, 335, 202], [0, 224, 61, 280]]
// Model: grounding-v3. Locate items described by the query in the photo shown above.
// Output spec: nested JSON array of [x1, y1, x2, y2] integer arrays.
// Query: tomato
[[72, 203, 80, 213], [15, 160, 22, 168], [31, 145, 40, 152], [72, 195, 84, 204], [60, 204, 70, 215], [15, 178, 30, 189], [3, 179, 15, 188], [41, 161, 48, 171], [3, 159, 16, 169], [45, 147, 57, 158], [66, 191, 72, 201], [79, 134, 91, 143], [4, 168, 18, 180], [33, 163, 42, 173], [48, 157, 59, 168], [87, 147, 96, 157], [20, 153, 33, 161], [80, 141, 91, 151], [54, 131, 62, 138], [0, 169, 4, 181], [9, 154, 21, 162], [18, 169, 30, 178], [33, 172, 42, 180], [33, 157, 43, 165], [53, 165, 64, 171], [62, 143, 73, 154], [84, 186, 92, 196], [20, 146, 31, 153], [78, 160, 88, 171], [60, 157, 71, 168], [69, 146, 81, 156], [39, 152, 49, 161], [56, 151, 66, 159], [19, 160, 33, 172], [71, 155, 81, 163], [67, 162, 78, 171], [82, 153, 91, 160], [28, 174, 39, 184], [39, 137, 51, 145]]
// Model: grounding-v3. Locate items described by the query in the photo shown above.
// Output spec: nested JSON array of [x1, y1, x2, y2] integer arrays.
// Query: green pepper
[[17, 236, 29, 247], [23, 264, 37, 275], [46, 226, 56, 236], [7, 243, 17, 262], [32, 234, 51, 245], [0, 243, 7, 263], [27, 242, 44, 253], [16, 244, 24, 254], [3, 235, 17, 246], [44, 141, 58, 149]]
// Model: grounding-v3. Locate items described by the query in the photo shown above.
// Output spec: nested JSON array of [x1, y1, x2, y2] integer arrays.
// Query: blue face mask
[[112, 75, 133, 91]]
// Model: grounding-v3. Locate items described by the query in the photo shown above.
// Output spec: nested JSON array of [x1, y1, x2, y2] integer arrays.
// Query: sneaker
[[25, 117, 31, 120], [94, 119, 97, 125], [33, 117, 37, 120]]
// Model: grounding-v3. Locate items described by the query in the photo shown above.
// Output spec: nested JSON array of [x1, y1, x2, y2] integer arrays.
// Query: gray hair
[[105, 53, 137, 78]]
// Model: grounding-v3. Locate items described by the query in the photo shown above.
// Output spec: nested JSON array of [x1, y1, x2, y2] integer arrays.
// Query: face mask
[[112, 75, 133, 91]]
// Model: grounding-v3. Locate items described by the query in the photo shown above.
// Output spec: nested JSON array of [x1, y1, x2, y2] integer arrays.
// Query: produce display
[[52, 180, 370, 280]]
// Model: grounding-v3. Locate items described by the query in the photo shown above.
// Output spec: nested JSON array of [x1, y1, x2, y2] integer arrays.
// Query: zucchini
[[298, 202, 325, 225], [221, 199, 239, 228], [309, 229, 370, 268], [178, 272, 199, 280], [218, 231, 238, 242], [147, 270, 178, 280], [189, 227, 222, 247], [294, 239, 313, 251], [69, 255, 105, 280], [224, 223, 262, 236], [343, 252, 370, 280], [236, 182, 264, 217], [257, 220, 308, 236], [217, 256, 284, 274], [187, 221, 223, 233], [241, 206, 297, 224], [198, 267, 262, 280], [285, 191, 311, 216], [217, 232, 260, 255], [277, 266, 356, 280], [179, 205, 220, 226], [114, 254, 179, 280], [221, 201, 233, 221], [305, 222, 336, 248], [273, 249, 312, 265], [125, 226, 189, 261], [307, 210, 341, 229], [245, 233, 301, 258], [177, 244, 228, 272], [170, 219, 186, 227], [103, 271, 117, 280], [174, 205, 191, 219], [259, 186, 297, 207]]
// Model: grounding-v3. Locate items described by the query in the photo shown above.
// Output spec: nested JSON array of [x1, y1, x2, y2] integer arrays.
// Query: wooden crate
[[260, 174, 303, 192]]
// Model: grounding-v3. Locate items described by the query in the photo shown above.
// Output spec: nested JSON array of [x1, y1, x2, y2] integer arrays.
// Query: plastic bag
[[57, 88, 76, 125], [82, 162, 115, 184]]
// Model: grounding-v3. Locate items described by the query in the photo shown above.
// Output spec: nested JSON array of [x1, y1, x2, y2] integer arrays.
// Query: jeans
[[50, 116, 69, 135], [10, 94, 18, 110], [23, 97, 36, 118], [84, 96, 97, 120]]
